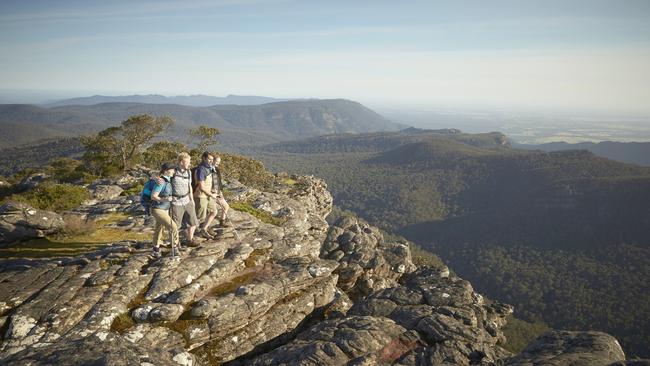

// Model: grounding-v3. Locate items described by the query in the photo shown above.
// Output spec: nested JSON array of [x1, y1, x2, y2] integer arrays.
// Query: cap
[[160, 162, 178, 171]]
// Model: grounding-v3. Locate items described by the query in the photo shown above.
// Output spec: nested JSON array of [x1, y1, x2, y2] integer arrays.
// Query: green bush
[[121, 182, 144, 197], [9, 183, 90, 212], [230, 201, 284, 226], [143, 141, 188, 169], [46, 157, 96, 183], [502, 316, 551, 353], [220, 153, 274, 190], [409, 243, 447, 269]]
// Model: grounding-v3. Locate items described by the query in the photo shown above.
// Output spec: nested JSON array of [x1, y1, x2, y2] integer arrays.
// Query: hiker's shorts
[[171, 200, 198, 229], [196, 196, 217, 223]]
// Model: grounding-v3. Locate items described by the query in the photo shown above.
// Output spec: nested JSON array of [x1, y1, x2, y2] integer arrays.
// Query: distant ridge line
[[44, 94, 292, 107]]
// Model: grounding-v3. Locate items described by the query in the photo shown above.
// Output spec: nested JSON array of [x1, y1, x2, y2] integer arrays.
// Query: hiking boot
[[198, 227, 214, 240], [185, 239, 200, 247], [220, 219, 232, 228], [151, 247, 162, 259]]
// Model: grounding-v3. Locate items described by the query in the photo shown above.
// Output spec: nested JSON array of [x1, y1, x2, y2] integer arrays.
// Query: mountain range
[[514, 140, 650, 166], [44, 94, 289, 107], [0, 99, 403, 150]]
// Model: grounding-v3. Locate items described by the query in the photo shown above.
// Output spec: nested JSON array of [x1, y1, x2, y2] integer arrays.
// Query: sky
[[1, 0, 649, 114]]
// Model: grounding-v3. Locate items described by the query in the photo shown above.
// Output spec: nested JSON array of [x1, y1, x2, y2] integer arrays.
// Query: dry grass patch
[[110, 312, 135, 333], [230, 201, 285, 226]]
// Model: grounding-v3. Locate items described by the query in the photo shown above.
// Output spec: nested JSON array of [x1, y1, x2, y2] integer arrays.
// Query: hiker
[[194, 151, 218, 239], [150, 162, 180, 258], [171, 152, 199, 247], [211, 154, 231, 228]]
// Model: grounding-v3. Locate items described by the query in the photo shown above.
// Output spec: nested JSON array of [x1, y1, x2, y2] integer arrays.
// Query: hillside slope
[[515, 140, 650, 166], [255, 130, 650, 357], [0, 99, 403, 150]]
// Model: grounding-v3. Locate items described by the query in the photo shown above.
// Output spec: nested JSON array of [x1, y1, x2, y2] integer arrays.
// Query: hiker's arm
[[199, 180, 215, 198], [151, 187, 172, 202]]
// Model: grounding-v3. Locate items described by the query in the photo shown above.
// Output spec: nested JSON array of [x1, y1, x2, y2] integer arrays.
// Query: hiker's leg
[[185, 201, 198, 240], [152, 209, 166, 247], [215, 196, 229, 222], [203, 197, 218, 230], [171, 204, 185, 242], [157, 208, 179, 247], [196, 196, 208, 225]]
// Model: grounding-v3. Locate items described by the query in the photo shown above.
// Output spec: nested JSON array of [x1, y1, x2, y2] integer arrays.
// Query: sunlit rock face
[[0, 170, 633, 365]]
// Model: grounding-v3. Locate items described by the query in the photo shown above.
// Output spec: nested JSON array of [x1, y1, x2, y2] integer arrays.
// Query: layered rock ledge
[[0, 173, 638, 365]]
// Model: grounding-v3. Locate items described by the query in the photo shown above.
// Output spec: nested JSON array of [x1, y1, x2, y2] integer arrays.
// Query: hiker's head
[[213, 155, 221, 167], [201, 151, 214, 165], [177, 152, 191, 170], [160, 162, 177, 177]]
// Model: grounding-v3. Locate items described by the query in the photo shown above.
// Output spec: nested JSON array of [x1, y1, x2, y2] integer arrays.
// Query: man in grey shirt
[[171, 152, 199, 246], [212, 155, 231, 227]]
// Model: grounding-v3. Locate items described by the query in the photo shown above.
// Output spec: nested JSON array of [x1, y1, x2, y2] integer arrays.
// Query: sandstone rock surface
[[505, 330, 627, 366], [0, 171, 634, 365], [0, 201, 65, 243]]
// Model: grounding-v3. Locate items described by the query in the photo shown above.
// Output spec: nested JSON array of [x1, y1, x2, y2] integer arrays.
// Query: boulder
[[89, 184, 124, 200], [17, 172, 49, 191], [0, 201, 65, 243], [322, 215, 416, 299], [506, 330, 627, 366]]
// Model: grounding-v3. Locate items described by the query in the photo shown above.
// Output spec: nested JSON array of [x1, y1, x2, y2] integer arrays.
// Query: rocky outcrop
[[0, 174, 339, 365], [17, 172, 49, 191], [322, 215, 416, 299], [89, 184, 124, 201], [0, 171, 636, 365], [245, 266, 513, 365], [505, 331, 626, 366], [0, 201, 65, 243]]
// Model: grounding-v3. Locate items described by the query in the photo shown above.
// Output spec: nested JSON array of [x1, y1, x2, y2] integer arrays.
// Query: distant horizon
[[1, 88, 649, 120]]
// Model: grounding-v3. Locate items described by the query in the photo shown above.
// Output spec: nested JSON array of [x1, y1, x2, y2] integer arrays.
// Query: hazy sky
[[1, 0, 649, 114]]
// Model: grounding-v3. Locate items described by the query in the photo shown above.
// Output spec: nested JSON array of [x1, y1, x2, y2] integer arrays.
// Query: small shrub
[[46, 158, 84, 183], [502, 316, 551, 353], [121, 182, 144, 197], [220, 153, 274, 189], [230, 201, 284, 226], [280, 177, 298, 186], [110, 312, 135, 333], [409, 243, 447, 269], [9, 183, 90, 212], [143, 141, 188, 170]]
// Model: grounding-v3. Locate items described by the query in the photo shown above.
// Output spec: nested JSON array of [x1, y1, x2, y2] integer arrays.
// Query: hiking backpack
[[191, 166, 200, 194], [139, 178, 157, 215]]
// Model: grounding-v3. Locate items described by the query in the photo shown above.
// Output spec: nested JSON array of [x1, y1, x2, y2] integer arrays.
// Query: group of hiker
[[143, 151, 230, 258]]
